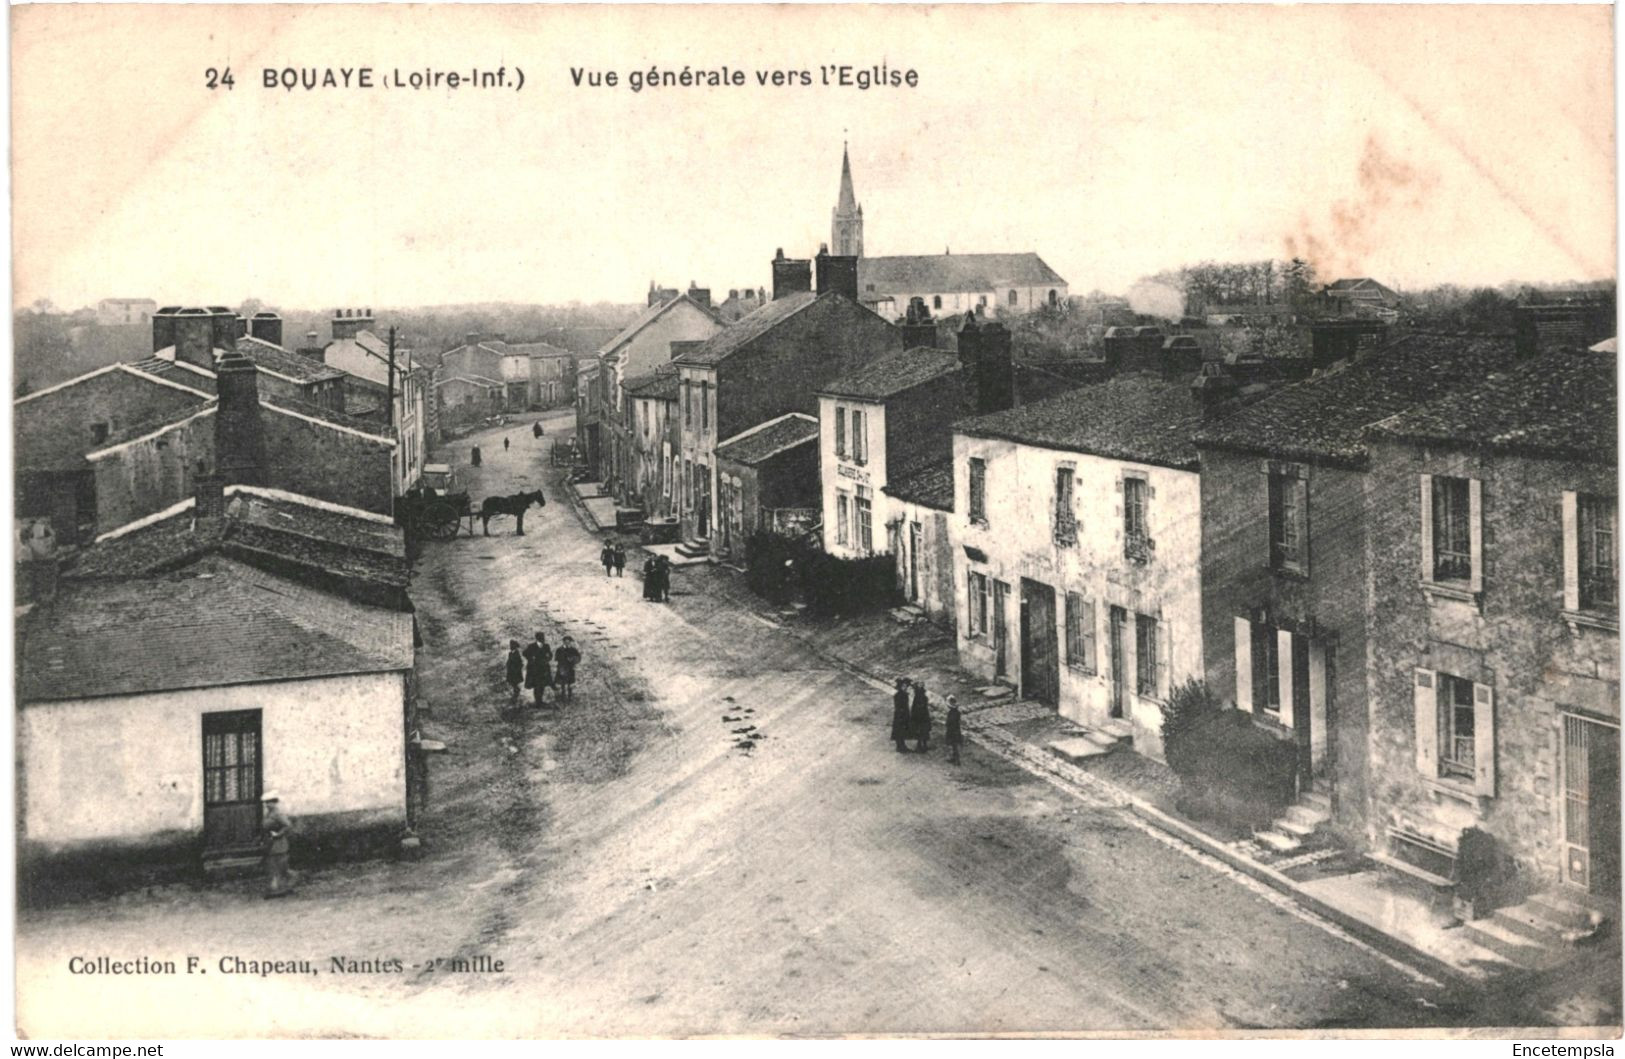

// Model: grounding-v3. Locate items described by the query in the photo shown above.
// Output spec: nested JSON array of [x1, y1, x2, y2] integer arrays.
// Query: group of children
[[505, 631, 582, 710], [890, 678, 963, 764]]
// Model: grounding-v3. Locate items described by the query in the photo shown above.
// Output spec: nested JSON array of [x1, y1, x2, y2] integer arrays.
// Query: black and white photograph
[[7, 2, 1620, 1040]]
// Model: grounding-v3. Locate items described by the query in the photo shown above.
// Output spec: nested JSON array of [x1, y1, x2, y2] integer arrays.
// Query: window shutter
[[1562, 490, 1580, 611], [1413, 668, 1438, 775], [1234, 617, 1253, 712], [1468, 477, 1484, 594], [1419, 474, 1434, 581], [1158, 620, 1171, 700], [835, 408, 846, 456], [1473, 682, 1496, 797], [1083, 600, 1097, 673], [1277, 628, 1296, 728], [1296, 478, 1311, 577]]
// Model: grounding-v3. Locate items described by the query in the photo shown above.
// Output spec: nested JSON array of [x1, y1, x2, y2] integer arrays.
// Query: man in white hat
[[261, 792, 294, 898]]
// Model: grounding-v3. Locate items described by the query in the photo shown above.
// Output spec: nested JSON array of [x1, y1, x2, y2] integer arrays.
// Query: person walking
[[503, 436, 510, 453], [600, 542, 615, 577], [642, 556, 659, 601], [504, 639, 525, 707], [890, 679, 912, 753], [945, 695, 963, 765], [523, 632, 552, 708], [911, 680, 933, 753], [656, 555, 672, 601], [532, 421, 543, 440], [471, 444, 483, 467], [554, 635, 581, 702], [261, 793, 295, 898], [611, 543, 627, 578]]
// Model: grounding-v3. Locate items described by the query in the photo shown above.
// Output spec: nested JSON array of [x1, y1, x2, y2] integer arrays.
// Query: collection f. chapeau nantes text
[[218, 63, 917, 93], [67, 955, 506, 977]]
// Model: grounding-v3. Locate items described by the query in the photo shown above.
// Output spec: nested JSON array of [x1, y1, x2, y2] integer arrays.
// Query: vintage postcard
[[9, 2, 1619, 1041]]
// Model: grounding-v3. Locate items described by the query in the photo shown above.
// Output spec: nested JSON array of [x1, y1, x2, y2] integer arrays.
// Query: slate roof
[[1193, 332, 1519, 466], [21, 556, 414, 702], [714, 413, 819, 465], [239, 335, 347, 383], [956, 372, 1207, 470], [673, 292, 820, 366], [883, 459, 954, 512], [623, 367, 680, 400], [1366, 351, 1616, 463], [858, 253, 1065, 294], [599, 294, 720, 356], [818, 347, 961, 400]]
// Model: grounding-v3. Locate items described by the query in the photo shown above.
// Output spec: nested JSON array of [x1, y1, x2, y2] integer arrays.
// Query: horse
[[479, 489, 546, 536]]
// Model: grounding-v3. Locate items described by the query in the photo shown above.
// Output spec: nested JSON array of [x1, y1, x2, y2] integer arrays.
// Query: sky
[[11, 4, 1616, 311]]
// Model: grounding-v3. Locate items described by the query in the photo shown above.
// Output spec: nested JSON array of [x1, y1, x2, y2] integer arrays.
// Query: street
[[14, 414, 1543, 1037]]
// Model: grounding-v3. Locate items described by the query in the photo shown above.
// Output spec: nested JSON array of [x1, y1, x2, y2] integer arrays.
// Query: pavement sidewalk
[[676, 566, 1535, 987]]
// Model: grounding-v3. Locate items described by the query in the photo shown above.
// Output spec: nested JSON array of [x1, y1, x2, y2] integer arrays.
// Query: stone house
[[515, 342, 578, 408], [817, 346, 968, 561], [319, 309, 429, 495], [1361, 350, 1617, 900], [622, 367, 681, 523], [714, 413, 821, 557], [1193, 333, 1520, 844], [434, 373, 504, 434], [953, 373, 1211, 760], [881, 459, 957, 626], [673, 250, 901, 552]]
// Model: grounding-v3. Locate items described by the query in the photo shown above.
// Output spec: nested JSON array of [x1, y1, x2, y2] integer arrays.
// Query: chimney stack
[[215, 348, 265, 486], [957, 313, 1014, 414], [1191, 362, 1239, 417], [249, 312, 283, 347], [152, 307, 182, 353], [172, 308, 217, 371], [901, 297, 938, 350], [192, 472, 227, 529], [771, 248, 812, 301], [207, 307, 238, 354], [332, 308, 375, 342], [297, 330, 325, 362], [1514, 301, 1614, 360], [686, 283, 711, 309], [465, 331, 482, 352], [814, 247, 860, 303]]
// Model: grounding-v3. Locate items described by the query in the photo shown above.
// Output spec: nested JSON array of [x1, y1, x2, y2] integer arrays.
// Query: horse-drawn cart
[[400, 464, 474, 540]]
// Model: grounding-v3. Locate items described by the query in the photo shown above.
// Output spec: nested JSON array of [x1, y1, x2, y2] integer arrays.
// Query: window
[[852, 409, 867, 466], [1066, 593, 1096, 673], [1123, 476, 1150, 562], [968, 457, 988, 523], [836, 492, 850, 546], [1135, 614, 1166, 699], [701, 381, 709, 431], [1268, 464, 1309, 573], [1437, 673, 1476, 781], [1431, 476, 1472, 581], [835, 407, 847, 457], [933, 295, 943, 310], [1053, 465, 1077, 545], [90, 422, 109, 445], [856, 488, 873, 555], [684, 381, 693, 427], [1009, 289, 1019, 306], [1579, 494, 1617, 610], [1048, 290, 1059, 307], [1252, 622, 1280, 713], [968, 570, 989, 635]]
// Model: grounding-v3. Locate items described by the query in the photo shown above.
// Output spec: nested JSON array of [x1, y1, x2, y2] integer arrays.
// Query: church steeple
[[831, 142, 864, 258]]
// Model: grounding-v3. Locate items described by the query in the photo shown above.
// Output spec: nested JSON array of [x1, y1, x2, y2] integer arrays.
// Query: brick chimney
[[901, 297, 938, 350], [172, 308, 217, 371], [771, 248, 812, 301], [957, 314, 1014, 414], [249, 312, 283, 347], [192, 472, 227, 530], [687, 282, 711, 309], [332, 308, 375, 342], [297, 330, 326, 362], [1160, 335, 1203, 377], [152, 307, 182, 352], [814, 246, 860, 302], [207, 307, 238, 354], [465, 331, 482, 352], [1190, 362, 1239, 417], [215, 348, 265, 486]]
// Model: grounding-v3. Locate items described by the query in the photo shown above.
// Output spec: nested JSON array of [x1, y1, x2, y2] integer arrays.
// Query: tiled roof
[[130, 356, 218, 394], [91, 401, 216, 451], [818, 347, 960, 400], [599, 294, 720, 355], [714, 413, 819, 465], [239, 335, 346, 383], [957, 372, 1206, 470], [623, 366, 680, 400], [262, 395, 394, 439], [509, 341, 575, 359], [674, 292, 819, 366], [858, 253, 1065, 294], [1366, 350, 1616, 463], [1193, 332, 1519, 466], [22, 556, 413, 702], [883, 459, 954, 512]]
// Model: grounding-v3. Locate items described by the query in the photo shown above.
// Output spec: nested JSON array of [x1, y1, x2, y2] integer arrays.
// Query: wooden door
[[992, 580, 1010, 678], [1019, 579, 1059, 706], [202, 710, 262, 852], [908, 522, 922, 602], [1108, 606, 1127, 718], [1565, 715, 1621, 895]]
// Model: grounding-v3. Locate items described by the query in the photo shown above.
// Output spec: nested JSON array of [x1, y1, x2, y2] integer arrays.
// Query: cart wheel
[[427, 504, 462, 540]]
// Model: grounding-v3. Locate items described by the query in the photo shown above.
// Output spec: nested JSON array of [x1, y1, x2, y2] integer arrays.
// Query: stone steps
[[1463, 916, 1565, 970], [1529, 889, 1605, 931]]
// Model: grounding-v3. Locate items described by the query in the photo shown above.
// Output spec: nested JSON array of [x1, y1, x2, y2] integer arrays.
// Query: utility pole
[[387, 326, 397, 430]]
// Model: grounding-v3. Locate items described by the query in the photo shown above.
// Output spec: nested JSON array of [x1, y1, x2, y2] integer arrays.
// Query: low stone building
[[714, 413, 821, 557], [881, 459, 957, 626], [1362, 349, 1618, 900], [953, 372, 1211, 760], [622, 367, 681, 523]]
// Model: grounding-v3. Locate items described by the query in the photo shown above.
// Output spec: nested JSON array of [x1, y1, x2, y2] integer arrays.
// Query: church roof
[[858, 253, 1065, 295], [836, 144, 859, 214]]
